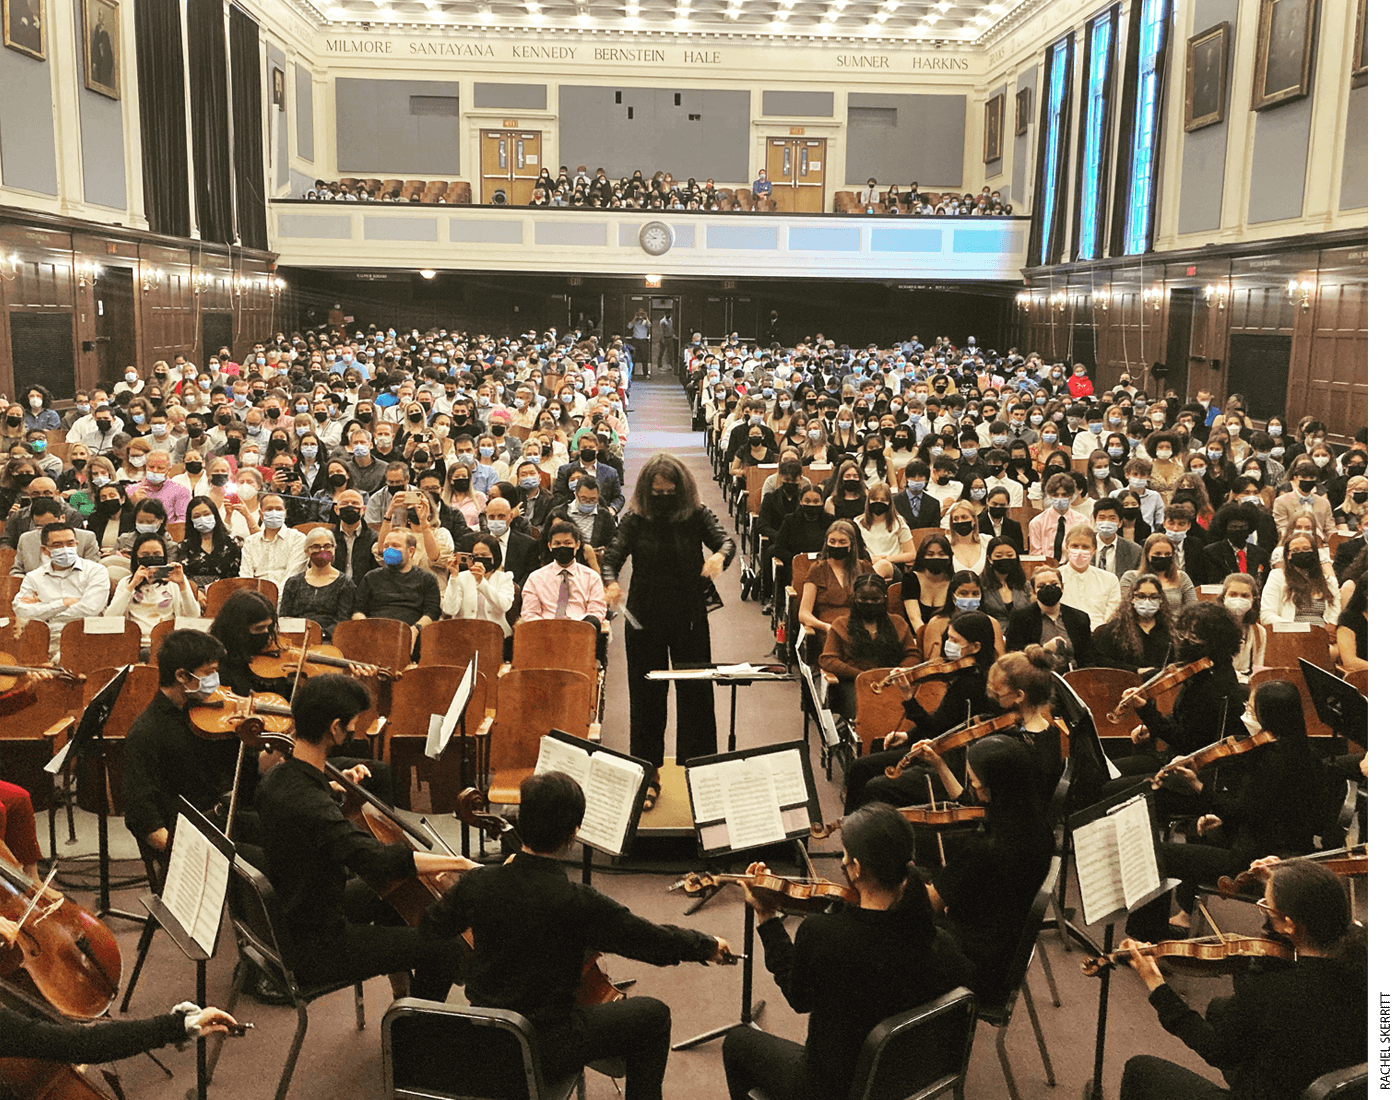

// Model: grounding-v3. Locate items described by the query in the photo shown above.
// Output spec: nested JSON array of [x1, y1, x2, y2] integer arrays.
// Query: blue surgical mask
[[1050, 497, 1071, 513], [382, 546, 405, 566], [47, 546, 77, 569], [952, 597, 980, 613], [187, 670, 221, 700], [519, 476, 540, 490], [135, 522, 159, 535], [943, 637, 965, 658], [486, 519, 508, 536], [906, 480, 927, 495], [1096, 521, 1118, 538], [575, 500, 597, 515], [1164, 528, 1188, 544]]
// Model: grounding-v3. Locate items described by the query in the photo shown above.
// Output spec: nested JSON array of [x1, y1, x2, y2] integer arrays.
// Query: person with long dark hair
[[843, 610, 998, 812], [1092, 574, 1175, 675], [722, 804, 974, 1100], [175, 494, 242, 589], [1124, 679, 1332, 944], [1119, 860, 1365, 1099], [602, 453, 735, 809], [817, 574, 919, 720]]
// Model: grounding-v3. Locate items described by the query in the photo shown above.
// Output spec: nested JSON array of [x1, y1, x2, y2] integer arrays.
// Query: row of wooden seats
[[334, 177, 472, 204]]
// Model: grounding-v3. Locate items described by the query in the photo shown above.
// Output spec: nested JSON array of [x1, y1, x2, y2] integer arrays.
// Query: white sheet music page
[[1112, 795, 1160, 911], [720, 758, 786, 851], [1073, 813, 1126, 927], [688, 763, 728, 824], [534, 735, 590, 789], [764, 749, 808, 809], [577, 752, 646, 856], [162, 815, 227, 956]]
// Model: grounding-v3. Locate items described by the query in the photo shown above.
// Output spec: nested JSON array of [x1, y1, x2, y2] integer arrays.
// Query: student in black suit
[[1088, 498, 1142, 580], [1161, 503, 1209, 586], [554, 432, 625, 515], [1004, 564, 1095, 669], [891, 459, 941, 531], [1198, 502, 1271, 586], [543, 475, 617, 558], [978, 486, 1024, 553]]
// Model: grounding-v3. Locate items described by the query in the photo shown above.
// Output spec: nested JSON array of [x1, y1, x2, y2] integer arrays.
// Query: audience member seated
[[106, 536, 200, 654], [14, 521, 112, 656]]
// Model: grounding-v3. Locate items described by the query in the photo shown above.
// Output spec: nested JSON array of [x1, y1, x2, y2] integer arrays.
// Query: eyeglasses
[[1254, 897, 1281, 917]]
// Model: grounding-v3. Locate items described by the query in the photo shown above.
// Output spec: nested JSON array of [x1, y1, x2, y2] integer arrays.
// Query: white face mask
[[1223, 596, 1253, 617]]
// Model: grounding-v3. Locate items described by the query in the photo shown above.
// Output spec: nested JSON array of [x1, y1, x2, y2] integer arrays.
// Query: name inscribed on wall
[[837, 53, 971, 69]]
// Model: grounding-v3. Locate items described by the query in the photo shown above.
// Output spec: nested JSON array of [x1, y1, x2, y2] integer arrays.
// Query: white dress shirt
[[1060, 563, 1122, 632], [239, 525, 308, 594], [14, 557, 113, 655]]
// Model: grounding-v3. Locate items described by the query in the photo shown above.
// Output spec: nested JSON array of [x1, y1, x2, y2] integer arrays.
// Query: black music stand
[[536, 729, 650, 886], [48, 666, 138, 923], [1068, 790, 1176, 1100], [671, 740, 822, 1050], [646, 662, 796, 753], [421, 655, 479, 854], [1299, 659, 1368, 750]]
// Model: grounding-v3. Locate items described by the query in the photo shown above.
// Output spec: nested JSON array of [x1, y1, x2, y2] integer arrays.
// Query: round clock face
[[639, 221, 673, 256]]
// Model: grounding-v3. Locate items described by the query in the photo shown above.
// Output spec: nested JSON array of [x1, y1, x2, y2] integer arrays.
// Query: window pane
[[1079, 14, 1113, 259], [1040, 38, 1071, 263], [1126, 0, 1168, 255]]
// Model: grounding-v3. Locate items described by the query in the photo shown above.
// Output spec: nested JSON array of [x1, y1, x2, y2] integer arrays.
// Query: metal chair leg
[[1036, 940, 1061, 1009], [274, 1001, 311, 1100], [119, 915, 161, 1013], [1021, 981, 1056, 1086], [354, 982, 365, 1030], [994, 1024, 1022, 1100]]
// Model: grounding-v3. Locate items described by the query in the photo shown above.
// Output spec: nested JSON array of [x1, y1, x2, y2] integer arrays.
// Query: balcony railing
[[268, 201, 1028, 281]]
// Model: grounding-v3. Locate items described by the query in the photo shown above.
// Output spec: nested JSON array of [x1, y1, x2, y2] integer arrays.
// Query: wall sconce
[[140, 266, 155, 292], [1287, 277, 1311, 312], [1093, 288, 1111, 312], [74, 261, 102, 288], [1202, 282, 1229, 311], [1147, 286, 1164, 311], [1016, 291, 1031, 313], [1052, 291, 1068, 313]]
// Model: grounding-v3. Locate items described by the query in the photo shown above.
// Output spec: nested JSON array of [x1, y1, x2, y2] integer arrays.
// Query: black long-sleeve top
[[123, 692, 241, 844], [420, 853, 716, 1030], [757, 874, 974, 1100], [1193, 739, 1329, 862], [1139, 662, 1247, 754], [255, 756, 416, 945], [1147, 954, 1365, 1100], [601, 505, 735, 630], [0, 1004, 187, 1062], [772, 511, 831, 564], [1091, 620, 1173, 674]]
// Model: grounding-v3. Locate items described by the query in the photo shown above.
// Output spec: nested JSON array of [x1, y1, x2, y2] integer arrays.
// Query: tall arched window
[[1123, 0, 1169, 255], [1077, 10, 1117, 259], [1031, 35, 1074, 265]]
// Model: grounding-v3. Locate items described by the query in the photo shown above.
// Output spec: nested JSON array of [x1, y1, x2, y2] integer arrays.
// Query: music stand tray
[[1299, 660, 1367, 750]]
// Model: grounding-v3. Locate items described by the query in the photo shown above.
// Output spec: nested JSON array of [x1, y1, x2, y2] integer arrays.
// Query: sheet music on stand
[[162, 813, 231, 957], [1072, 792, 1160, 926], [426, 654, 478, 761], [684, 740, 820, 857], [534, 730, 650, 858]]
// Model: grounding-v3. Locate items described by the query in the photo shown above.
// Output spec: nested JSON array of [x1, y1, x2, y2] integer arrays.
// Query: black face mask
[[826, 544, 850, 560], [650, 493, 677, 515], [1289, 551, 1318, 572], [991, 558, 1017, 575], [328, 473, 348, 489], [452, 479, 471, 493], [1036, 583, 1063, 607], [6, 417, 21, 428], [579, 448, 598, 463], [1148, 555, 1174, 573], [1296, 481, 1316, 495], [1121, 507, 1142, 521], [850, 600, 884, 620], [185, 462, 203, 474], [1351, 491, 1368, 504], [209, 473, 228, 487], [96, 421, 113, 433], [71, 458, 86, 470], [800, 504, 823, 520], [337, 507, 362, 526], [1226, 525, 1251, 547], [922, 558, 951, 575], [749, 436, 764, 447], [550, 545, 576, 566], [842, 480, 861, 494], [868, 502, 890, 516], [950, 519, 974, 536]]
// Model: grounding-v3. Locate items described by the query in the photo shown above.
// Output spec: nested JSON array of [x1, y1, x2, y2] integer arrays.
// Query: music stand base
[[671, 1001, 766, 1051], [98, 906, 147, 925]]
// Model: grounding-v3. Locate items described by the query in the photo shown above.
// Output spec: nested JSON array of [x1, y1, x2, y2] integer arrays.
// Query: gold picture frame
[[1014, 87, 1032, 136], [1352, 0, 1367, 88], [1185, 21, 1230, 131], [1250, 0, 1315, 111], [81, 0, 119, 99], [3, 0, 44, 60], [983, 92, 1004, 164], [272, 66, 285, 110]]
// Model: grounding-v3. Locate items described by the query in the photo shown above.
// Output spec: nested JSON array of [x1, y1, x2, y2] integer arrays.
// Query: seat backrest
[[333, 617, 414, 672], [148, 616, 213, 658], [60, 619, 141, 674], [204, 577, 279, 621], [989, 856, 1061, 1015], [1303, 1063, 1368, 1100], [226, 854, 301, 997], [852, 668, 947, 755], [745, 464, 778, 515], [848, 986, 978, 1100], [1262, 623, 1332, 670], [491, 669, 591, 772], [0, 575, 21, 618], [511, 619, 595, 679], [419, 618, 505, 675], [383, 998, 550, 1100], [1342, 668, 1367, 697], [1, 619, 50, 667], [77, 664, 162, 816], [791, 552, 818, 594], [1062, 667, 1143, 739]]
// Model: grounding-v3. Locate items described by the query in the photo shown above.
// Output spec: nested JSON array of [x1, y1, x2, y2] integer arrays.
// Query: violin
[[1081, 932, 1295, 978], [1108, 656, 1213, 721], [248, 637, 399, 682], [883, 711, 1021, 780], [455, 788, 645, 997], [810, 801, 985, 839], [669, 870, 858, 913], [867, 655, 976, 695], [187, 688, 295, 752], [0, 857, 123, 1020], [1215, 845, 1369, 898], [1151, 729, 1277, 787], [0, 656, 84, 694]]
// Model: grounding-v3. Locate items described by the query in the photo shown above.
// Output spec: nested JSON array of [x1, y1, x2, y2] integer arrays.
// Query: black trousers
[[625, 614, 717, 770], [628, 340, 650, 374], [1120, 1055, 1227, 1099], [539, 996, 672, 1100], [1124, 840, 1244, 942], [722, 1024, 812, 1100], [285, 880, 466, 1001]]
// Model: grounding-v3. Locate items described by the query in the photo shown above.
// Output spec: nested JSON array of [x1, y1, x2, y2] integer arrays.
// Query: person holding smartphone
[[105, 534, 200, 656]]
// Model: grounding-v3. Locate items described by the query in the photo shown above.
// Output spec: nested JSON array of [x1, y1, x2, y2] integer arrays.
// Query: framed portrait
[[1014, 87, 1032, 136], [1185, 22, 1230, 131], [1250, 0, 1316, 111], [983, 93, 1004, 164], [81, 0, 118, 99], [1355, 0, 1366, 86], [3, 0, 44, 60], [272, 66, 285, 110]]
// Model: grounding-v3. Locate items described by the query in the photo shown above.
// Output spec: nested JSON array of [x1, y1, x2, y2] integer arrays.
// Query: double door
[[480, 130, 542, 206], [765, 138, 826, 213]]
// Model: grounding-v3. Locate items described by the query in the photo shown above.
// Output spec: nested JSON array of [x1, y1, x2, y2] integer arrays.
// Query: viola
[[0, 656, 84, 695], [188, 688, 295, 752], [867, 655, 976, 695], [0, 857, 123, 1020], [1151, 729, 1277, 787], [248, 638, 399, 682], [810, 801, 986, 839], [1081, 932, 1295, 978], [1216, 845, 1369, 898], [1109, 656, 1213, 721], [883, 711, 1022, 780], [669, 870, 857, 913]]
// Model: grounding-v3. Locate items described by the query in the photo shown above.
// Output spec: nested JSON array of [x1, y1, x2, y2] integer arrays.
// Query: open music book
[[162, 814, 229, 956], [1072, 793, 1160, 926], [685, 742, 817, 855], [535, 732, 649, 858]]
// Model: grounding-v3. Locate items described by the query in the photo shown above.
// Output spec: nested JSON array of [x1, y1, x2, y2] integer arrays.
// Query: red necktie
[[1236, 548, 1247, 574]]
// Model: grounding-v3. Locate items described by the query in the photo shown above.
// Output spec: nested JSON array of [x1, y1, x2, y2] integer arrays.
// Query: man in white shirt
[[14, 522, 112, 656], [982, 450, 1026, 508], [856, 178, 880, 209], [1057, 527, 1122, 632], [1071, 408, 1109, 459], [238, 494, 307, 595]]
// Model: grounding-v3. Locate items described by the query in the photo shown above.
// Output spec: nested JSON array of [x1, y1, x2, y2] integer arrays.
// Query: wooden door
[[765, 138, 826, 212], [480, 130, 542, 206]]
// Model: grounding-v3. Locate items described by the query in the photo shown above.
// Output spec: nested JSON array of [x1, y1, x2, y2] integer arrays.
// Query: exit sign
[[789, 126, 805, 135], [503, 120, 518, 127], [1186, 265, 1197, 276]]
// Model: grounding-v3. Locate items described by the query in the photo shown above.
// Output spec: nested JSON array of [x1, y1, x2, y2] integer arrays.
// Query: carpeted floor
[[28, 371, 1363, 1100]]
